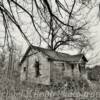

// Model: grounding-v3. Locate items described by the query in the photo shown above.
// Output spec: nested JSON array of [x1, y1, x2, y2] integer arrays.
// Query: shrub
[[87, 66, 100, 81]]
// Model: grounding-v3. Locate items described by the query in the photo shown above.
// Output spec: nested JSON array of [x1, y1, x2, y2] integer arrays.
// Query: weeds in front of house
[[0, 69, 100, 100]]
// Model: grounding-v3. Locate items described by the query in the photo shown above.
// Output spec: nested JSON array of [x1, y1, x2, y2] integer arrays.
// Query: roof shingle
[[20, 45, 88, 65]]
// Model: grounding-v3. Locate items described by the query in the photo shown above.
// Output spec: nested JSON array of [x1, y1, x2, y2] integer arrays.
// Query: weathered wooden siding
[[20, 48, 85, 85], [63, 62, 73, 77], [50, 61, 73, 84], [73, 64, 80, 79], [50, 61, 63, 83], [20, 50, 50, 85]]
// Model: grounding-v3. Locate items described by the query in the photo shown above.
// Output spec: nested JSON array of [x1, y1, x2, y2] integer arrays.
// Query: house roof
[[20, 45, 88, 65]]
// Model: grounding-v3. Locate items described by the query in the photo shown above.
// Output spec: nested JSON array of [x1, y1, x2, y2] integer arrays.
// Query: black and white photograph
[[0, 0, 100, 100]]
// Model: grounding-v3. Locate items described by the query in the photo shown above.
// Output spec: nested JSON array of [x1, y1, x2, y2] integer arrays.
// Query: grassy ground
[[0, 68, 100, 100]]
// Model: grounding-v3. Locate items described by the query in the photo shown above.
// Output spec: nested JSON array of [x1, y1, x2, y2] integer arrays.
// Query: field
[[0, 67, 100, 100]]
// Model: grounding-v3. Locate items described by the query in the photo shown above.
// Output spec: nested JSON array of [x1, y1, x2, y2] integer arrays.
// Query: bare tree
[[0, 0, 99, 51]]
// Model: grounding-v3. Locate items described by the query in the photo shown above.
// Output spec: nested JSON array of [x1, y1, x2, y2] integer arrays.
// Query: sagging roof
[[20, 45, 88, 65]]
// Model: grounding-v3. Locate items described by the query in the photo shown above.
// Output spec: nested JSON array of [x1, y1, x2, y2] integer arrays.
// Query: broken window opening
[[71, 64, 74, 70], [23, 67, 26, 72], [34, 60, 41, 77], [79, 64, 81, 73], [62, 63, 65, 71]]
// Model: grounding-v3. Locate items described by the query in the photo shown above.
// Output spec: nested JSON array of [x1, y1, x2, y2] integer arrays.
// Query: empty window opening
[[79, 64, 81, 72], [34, 61, 41, 77], [71, 64, 74, 70], [62, 63, 65, 71], [23, 67, 26, 72]]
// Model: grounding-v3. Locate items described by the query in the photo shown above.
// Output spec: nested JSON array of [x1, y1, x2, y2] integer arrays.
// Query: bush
[[87, 66, 100, 81], [65, 77, 90, 92]]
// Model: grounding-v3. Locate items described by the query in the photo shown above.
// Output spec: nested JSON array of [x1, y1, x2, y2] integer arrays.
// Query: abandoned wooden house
[[19, 45, 88, 85]]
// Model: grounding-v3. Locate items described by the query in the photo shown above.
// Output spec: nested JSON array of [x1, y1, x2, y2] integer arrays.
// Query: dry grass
[[0, 68, 100, 100]]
